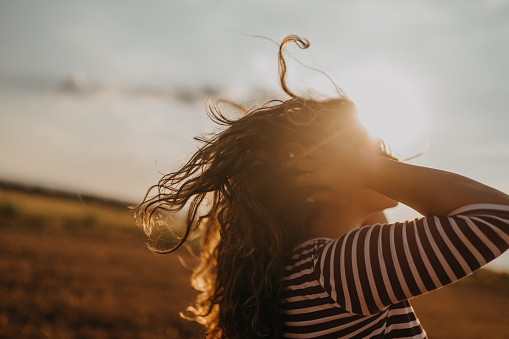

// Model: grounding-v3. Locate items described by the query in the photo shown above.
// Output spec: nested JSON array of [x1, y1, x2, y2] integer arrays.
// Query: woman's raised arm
[[300, 144, 509, 215], [367, 157, 509, 216]]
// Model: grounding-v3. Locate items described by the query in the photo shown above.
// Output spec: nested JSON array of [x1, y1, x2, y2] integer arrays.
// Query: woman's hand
[[293, 140, 509, 216], [295, 142, 376, 200]]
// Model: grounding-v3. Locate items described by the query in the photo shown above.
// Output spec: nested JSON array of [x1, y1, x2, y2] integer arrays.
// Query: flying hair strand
[[278, 35, 310, 98]]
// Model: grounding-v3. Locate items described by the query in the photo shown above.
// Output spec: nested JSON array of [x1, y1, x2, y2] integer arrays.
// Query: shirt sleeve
[[312, 204, 509, 315]]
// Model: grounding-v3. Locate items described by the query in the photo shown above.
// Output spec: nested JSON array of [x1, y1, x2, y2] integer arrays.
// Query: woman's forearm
[[368, 157, 509, 216]]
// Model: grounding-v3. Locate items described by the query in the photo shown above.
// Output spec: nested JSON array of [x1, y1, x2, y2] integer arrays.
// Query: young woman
[[136, 36, 509, 338]]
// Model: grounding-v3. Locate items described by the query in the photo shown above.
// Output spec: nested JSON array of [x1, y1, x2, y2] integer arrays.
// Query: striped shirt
[[279, 204, 509, 338]]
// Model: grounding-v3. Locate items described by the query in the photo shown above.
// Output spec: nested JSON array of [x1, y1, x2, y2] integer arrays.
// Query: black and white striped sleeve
[[313, 204, 509, 315]]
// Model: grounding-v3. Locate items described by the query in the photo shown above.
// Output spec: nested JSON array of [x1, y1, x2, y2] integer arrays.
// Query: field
[[1, 186, 508, 338]]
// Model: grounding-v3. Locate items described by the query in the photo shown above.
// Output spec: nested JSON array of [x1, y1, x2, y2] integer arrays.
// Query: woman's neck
[[302, 189, 394, 240], [305, 200, 366, 239]]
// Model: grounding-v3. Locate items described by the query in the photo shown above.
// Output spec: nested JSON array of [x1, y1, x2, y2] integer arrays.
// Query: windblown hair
[[135, 35, 392, 338]]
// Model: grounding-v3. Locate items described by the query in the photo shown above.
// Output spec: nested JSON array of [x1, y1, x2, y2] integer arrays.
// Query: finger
[[303, 145, 332, 160], [295, 171, 324, 187], [306, 191, 340, 203], [295, 172, 312, 187], [296, 158, 319, 172]]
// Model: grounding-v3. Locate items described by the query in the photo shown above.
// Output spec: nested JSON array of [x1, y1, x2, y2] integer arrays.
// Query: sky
[[1, 0, 509, 269]]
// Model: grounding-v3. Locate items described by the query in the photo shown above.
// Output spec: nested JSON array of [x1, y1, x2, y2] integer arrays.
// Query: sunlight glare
[[341, 63, 430, 158]]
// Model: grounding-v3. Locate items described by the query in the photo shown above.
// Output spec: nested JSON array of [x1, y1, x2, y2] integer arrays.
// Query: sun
[[340, 63, 430, 159]]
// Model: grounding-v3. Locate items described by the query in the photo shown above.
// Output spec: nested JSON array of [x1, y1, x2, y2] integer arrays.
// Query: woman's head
[[135, 35, 393, 338]]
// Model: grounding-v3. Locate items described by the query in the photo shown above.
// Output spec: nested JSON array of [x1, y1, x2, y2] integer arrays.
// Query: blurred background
[[1, 1, 508, 338]]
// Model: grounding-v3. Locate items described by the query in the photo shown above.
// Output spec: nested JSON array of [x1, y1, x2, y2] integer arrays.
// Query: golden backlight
[[343, 63, 430, 158]]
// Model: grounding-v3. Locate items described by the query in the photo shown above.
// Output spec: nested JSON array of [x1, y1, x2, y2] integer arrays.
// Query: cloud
[[55, 73, 224, 104]]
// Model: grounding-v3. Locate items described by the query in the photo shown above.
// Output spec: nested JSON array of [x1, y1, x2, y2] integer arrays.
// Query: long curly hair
[[135, 35, 390, 338]]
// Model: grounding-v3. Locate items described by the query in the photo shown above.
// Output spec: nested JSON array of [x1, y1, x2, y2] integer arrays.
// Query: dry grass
[[0, 188, 135, 233], [0, 187, 508, 338], [0, 188, 201, 338], [0, 230, 201, 338], [412, 270, 509, 339]]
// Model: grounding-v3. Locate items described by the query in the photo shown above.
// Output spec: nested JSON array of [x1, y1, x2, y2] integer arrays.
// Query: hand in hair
[[297, 143, 509, 216], [295, 141, 375, 202]]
